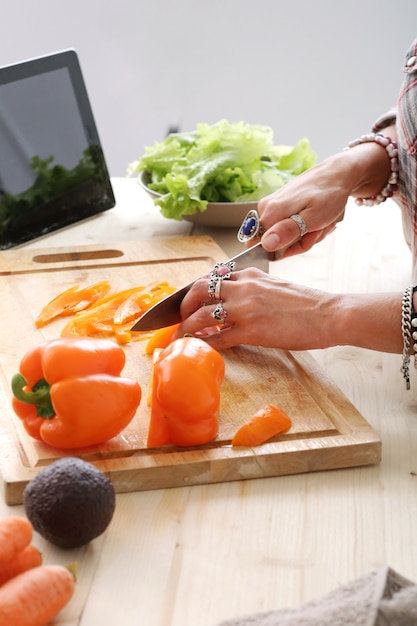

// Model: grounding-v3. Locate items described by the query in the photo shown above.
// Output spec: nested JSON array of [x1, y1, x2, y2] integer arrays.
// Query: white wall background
[[1, 1, 416, 176]]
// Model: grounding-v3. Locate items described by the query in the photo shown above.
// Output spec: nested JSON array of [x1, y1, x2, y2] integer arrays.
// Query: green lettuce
[[127, 120, 316, 220]]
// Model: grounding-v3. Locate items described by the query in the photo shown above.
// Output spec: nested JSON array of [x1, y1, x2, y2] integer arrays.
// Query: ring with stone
[[289, 213, 308, 237], [208, 261, 235, 300], [237, 209, 266, 242], [211, 261, 235, 280], [211, 301, 227, 324]]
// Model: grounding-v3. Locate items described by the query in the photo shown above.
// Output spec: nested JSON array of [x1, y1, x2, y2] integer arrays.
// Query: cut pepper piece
[[144, 323, 180, 355], [232, 403, 292, 447], [35, 281, 111, 327], [60, 282, 177, 344]]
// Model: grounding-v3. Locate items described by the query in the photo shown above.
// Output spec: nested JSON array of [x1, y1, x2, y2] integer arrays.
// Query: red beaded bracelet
[[345, 132, 399, 206]]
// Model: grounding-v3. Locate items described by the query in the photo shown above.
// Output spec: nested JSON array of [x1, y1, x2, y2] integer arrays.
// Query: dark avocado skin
[[24, 457, 116, 549]]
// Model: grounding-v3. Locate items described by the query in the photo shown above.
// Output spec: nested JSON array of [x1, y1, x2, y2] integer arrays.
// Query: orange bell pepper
[[231, 403, 292, 447], [147, 336, 225, 448], [11, 338, 141, 449]]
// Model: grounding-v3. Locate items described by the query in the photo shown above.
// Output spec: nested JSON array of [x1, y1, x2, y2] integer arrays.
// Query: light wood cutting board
[[0, 235, 381, 504]]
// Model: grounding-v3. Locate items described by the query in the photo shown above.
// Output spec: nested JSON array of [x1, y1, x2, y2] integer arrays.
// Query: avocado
[[23, 457, 116, 549]]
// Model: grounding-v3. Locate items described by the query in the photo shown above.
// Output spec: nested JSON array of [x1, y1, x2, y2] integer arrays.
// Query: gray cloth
[[215, 567, 417, 626]]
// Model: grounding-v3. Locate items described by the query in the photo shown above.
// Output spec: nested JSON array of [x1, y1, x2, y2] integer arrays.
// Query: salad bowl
[[131, 121, 316, 228], [139, 171, 258, 228]]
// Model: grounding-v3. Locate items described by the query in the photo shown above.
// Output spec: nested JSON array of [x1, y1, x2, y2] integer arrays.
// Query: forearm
[[327, 291, 403, 354], [345, 124, 398, 201]]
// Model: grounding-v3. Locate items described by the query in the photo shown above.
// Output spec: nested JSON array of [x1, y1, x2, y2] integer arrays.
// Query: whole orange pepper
[[11, 338, 141, 449], [147, 336, 225, 448]]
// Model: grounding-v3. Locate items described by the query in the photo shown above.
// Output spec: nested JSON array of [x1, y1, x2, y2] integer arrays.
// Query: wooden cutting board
[[0, 235, 381, 504]]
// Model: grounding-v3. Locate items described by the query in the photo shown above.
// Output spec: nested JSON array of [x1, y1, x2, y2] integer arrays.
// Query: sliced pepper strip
[[144, 323, 180, 355], [35, 281, 111, 327], [60, 282, 177, 345], [11, 338, 141, 449], [231, 404, 292, 447]]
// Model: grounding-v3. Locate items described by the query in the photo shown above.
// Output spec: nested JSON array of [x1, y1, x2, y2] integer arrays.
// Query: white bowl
[[138, 171, 257, 228]]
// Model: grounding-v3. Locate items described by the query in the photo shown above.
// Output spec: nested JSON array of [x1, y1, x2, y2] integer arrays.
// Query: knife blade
[[131, 241, 270, 331]]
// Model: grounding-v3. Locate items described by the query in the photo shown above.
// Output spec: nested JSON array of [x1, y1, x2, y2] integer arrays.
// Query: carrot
[[0, 545, 42, 586], [0, 517, 32, 564], [0, 564, 75, 626], [144, 323, 181, 355], [232, 404, 292, 447]]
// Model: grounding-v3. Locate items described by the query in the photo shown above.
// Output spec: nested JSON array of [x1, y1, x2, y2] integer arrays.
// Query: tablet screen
[[0, 49, 115, 249]]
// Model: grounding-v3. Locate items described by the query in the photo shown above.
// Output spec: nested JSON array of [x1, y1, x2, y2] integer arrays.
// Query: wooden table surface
[[1, 178, 416, 625]]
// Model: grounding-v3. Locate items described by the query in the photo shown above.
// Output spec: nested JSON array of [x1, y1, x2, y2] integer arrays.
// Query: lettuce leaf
[[127, 120, 316, 220]]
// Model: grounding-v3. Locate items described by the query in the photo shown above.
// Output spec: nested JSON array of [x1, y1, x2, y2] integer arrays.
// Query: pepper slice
[[144, 323, 180, 355], [35, 281, 111, 327], [60, 282, 176, 344], [231, 404, 292, 447], [147, 336, 225, 448], [11, 338, 141, 449]]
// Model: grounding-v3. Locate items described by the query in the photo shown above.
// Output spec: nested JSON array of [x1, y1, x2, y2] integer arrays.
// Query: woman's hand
[[257, 153, 353, 257], [174, 268, 403, 355], [257, 129, 396, 257], [175, 268, 337, 351]]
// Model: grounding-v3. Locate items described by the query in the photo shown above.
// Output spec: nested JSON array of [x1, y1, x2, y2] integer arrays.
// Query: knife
[[131, 241, 270, 331]]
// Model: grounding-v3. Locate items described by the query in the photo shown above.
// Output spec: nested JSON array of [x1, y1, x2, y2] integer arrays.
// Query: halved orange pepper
[[147, 336, 225, 448], [11, 338, 141, 449], [35, 281, 111, 327], [231, 403, 292, 447]]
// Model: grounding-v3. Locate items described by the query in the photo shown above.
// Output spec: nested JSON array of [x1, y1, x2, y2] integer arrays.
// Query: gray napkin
[[215, 566, 417, 626]]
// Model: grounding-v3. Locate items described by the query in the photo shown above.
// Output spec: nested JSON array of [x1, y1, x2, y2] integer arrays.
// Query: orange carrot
[[232, 404, 292, 447], [0, 517, 32, 564], [0, 545, 42, 586], [144, 323, 181, 355], [0, 564, 75, 626], [35, 281, 111, 327]]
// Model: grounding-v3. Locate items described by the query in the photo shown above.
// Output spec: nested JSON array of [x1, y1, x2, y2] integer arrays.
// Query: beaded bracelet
[[401, 285, 413, 389], [345, 133, 399, 206]]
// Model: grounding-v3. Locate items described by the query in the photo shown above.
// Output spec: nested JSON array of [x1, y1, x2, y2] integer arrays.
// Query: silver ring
[[208, 261, 235, 300], [208, 276, 218, 299], [289, 213, 307, 237], [214, 279, 222, 300], [208, 276, 223, 300], [237, 209, 266, 242], [211, 301, 227, 324], [211, 261, 235, 279]]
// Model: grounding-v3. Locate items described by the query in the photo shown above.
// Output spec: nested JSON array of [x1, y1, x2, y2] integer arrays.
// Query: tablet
[[0, 49, 115, 249]]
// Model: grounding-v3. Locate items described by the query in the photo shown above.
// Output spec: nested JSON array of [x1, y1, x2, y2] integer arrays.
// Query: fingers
[[275, 224, 338, 259]]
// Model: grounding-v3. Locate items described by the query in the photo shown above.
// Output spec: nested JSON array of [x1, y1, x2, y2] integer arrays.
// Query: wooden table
[[1, 178, 416, 625]]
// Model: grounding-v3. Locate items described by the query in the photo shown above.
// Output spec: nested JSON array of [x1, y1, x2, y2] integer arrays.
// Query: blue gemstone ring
[[237, 209, 265, 243]]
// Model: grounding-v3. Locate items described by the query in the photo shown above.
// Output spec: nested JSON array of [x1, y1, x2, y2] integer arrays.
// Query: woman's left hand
[[174, 268, 335, 351]]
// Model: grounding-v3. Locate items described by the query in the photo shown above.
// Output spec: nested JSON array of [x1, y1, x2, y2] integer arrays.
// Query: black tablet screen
[[0, 50, 115, 249]]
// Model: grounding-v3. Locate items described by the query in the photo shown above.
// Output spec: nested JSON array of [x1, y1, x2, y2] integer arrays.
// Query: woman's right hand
[[257, 152, 353, 257], [257, 128, 396, 258]]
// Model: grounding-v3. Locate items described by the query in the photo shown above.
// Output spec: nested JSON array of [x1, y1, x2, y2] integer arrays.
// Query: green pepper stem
[[11, 373, 55, 419]]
